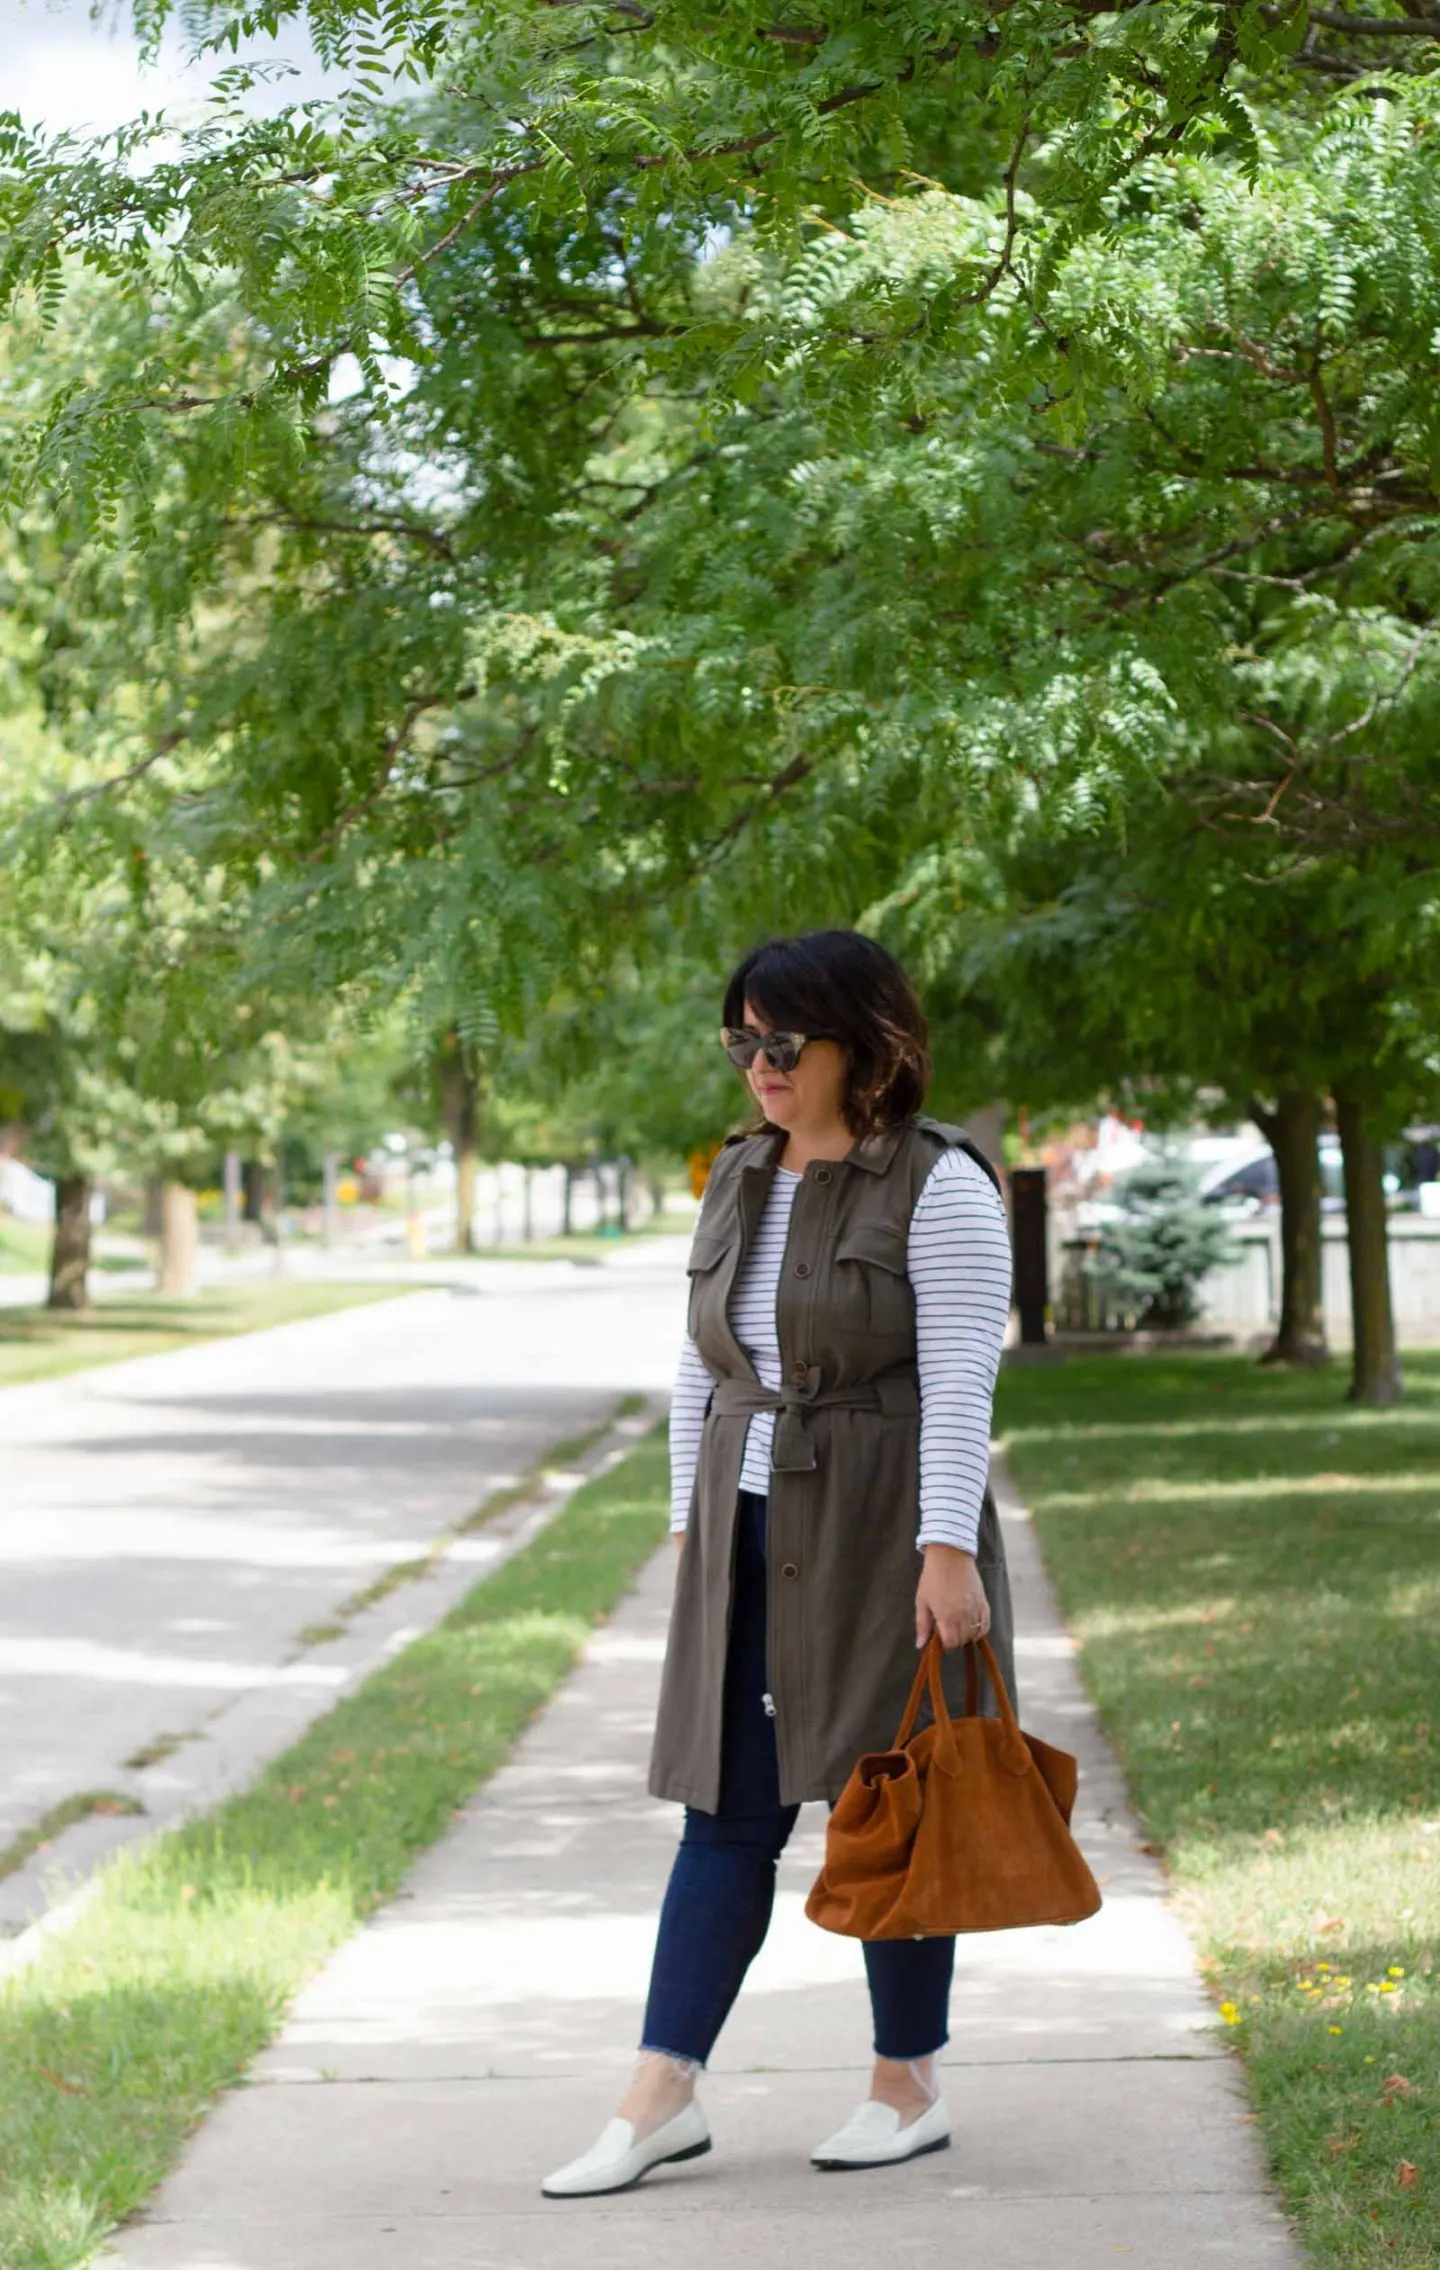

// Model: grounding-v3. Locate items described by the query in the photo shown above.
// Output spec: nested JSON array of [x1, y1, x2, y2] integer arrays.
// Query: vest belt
[[710, 1371, 919, 1476]]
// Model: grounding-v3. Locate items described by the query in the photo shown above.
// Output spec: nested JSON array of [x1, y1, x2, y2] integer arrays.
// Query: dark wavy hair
[[722, 930, 931, 1138]]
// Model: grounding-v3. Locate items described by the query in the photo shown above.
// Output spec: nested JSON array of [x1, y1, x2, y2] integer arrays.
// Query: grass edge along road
[[998, 1351, 1439, 2270], [0, 1425, 670, 2270], [0, 1278, 434, 1390]]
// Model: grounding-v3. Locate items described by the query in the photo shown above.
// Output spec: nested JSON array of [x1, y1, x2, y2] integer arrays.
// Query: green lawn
[[0, 1217, 53, 1274], [0, 1425, 669, 2270], [997, 1351, 1440, 2270], [0, 1279, 429, 1389]]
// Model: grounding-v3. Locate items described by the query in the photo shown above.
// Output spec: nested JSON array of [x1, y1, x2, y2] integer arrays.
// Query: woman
[[543, 929, 1014, 2198]]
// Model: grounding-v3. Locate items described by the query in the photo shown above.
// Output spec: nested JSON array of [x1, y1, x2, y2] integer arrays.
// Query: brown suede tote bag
[[806, 1634, 1102, 1938]]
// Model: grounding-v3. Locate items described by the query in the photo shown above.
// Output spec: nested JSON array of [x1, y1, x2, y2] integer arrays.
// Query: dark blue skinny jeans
[[641, 1490, 954, 2067]]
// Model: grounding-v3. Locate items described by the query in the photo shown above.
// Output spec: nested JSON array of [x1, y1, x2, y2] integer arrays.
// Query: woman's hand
[[915, 1543, 990, 1651]]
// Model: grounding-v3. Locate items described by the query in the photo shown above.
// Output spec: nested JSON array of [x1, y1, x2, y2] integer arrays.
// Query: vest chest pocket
[[685, 1229, 730, 1343], [833, 1220, 914, 1344]]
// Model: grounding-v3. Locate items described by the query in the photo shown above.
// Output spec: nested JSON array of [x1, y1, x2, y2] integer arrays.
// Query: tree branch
[[308, 690, 468, 856], [47, 731, 186, 814], [234, 508, 457, 560], [1275, 5, 1440, 28]]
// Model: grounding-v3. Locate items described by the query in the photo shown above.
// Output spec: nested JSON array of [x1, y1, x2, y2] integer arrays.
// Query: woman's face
[[741, 996, 849, 1133]]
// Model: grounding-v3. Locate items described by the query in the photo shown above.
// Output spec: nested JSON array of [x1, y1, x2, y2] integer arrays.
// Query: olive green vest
[[650, 1114, 1016, 1811]]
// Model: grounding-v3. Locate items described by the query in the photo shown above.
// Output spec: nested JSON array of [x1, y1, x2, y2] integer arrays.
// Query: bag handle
[[892, 1634, 1030, 1776], [893, 1636, 947, 1751], [968, 1636, 1031, 1773]]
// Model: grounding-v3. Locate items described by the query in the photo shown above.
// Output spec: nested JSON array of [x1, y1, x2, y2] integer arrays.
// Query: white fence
[[1196, 1217, 1440, 1343]]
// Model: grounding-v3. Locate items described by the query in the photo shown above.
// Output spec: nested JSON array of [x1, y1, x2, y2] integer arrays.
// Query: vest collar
[[842, 1122, 909, 1174]]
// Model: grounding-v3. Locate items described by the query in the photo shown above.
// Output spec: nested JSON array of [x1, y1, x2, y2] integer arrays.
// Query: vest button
[[814, 1167, 833, 1185], [781, 1562, 799, 1580], [793, 1260, 812, 1279]]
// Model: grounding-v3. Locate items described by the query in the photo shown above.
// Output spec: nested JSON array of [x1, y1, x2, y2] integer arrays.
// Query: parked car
[[1199, 1140, 1346, 1215]]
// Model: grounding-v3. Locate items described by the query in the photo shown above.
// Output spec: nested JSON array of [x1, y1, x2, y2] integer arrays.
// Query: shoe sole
[[812, 2133, 950, 2172], [542, 2136, 712, 2200]]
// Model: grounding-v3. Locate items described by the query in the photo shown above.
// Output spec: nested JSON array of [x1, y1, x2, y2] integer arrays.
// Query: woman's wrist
[[921, 1539, 976, 1565]]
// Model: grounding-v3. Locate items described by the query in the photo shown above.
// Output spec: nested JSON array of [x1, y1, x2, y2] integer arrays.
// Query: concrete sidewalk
[[112, 1460, 1303, 2269]]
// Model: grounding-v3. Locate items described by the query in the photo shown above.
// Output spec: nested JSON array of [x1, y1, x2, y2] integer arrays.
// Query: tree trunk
[[1334, 1091, 1401, 1405], [158, 1182, 199, 1298], [271, 1141, 286, 1276], [241, 1158, 265, 1224], [442, 1057, 482, 1256], [1253, 1090, 1329, 1367], [322, 1148, 340, 1247], [143, 1175, 165, 1238], [964, 1103, 1006, 1179], [562, 1164, 575, 1238], [47, 1175, 93, 1311], [222, 1149, 242, 1243]]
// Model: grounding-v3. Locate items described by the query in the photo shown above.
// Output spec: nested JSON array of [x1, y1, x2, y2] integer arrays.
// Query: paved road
[[111, 1455, 1302, 2270], [0, 1242, 686, 1922]]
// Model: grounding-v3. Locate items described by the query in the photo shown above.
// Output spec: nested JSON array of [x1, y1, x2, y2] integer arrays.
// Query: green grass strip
[[997, 1351, 1440, 2270], [0, 1279, 431, 1390], [0, 1426, 669, 2270], [0, 1795, 145, 1887]]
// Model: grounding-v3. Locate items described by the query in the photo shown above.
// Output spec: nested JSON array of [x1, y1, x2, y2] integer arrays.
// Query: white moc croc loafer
[[811, 2095, 950, 2171], [541, 2101, 711, 2198]]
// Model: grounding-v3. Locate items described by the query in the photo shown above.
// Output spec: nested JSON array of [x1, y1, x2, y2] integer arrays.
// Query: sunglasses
[[720, 1027, 826, 1073]]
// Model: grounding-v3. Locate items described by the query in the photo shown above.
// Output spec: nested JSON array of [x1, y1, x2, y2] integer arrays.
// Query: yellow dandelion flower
[[1328, 2026, 1343, 2036], [1219, 2001, 1242, 2026], [1387, 1967, 1405, 1978]]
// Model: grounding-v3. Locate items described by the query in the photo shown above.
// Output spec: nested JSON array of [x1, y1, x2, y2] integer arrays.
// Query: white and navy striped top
[[670, 1146, 1012, 1554]]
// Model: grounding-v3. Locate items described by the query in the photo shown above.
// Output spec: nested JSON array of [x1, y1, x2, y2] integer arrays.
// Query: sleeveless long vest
[[649, 1114, 1017, 1812]]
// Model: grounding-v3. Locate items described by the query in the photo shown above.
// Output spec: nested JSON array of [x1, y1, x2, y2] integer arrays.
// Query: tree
[[0, 977, 136, 1309], [871, 766, 1439, 1400], [1249, 1091, 1328, 1369], [5, 25, 1440, 1410], [5, 0, 1440, 526], [1092, 1158, 1239, 1330]]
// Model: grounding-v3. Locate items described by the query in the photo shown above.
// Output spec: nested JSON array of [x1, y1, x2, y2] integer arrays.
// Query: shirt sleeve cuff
[[916, 1513, 981, 1555]]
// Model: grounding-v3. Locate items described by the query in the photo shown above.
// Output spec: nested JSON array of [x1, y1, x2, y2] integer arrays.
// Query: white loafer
[[541, 2101, 711, 2198], [811, 2094, 950, 2170]]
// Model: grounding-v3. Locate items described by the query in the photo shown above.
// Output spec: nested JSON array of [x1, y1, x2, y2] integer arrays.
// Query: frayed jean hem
[[637, 2042, 706, 2074]]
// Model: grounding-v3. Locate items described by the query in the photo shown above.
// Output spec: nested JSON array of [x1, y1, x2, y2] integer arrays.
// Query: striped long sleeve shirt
[[669, 1145, 1012, 1554]]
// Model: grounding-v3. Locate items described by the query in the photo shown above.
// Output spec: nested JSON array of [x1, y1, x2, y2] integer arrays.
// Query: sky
[[3, 0, 345, 138]]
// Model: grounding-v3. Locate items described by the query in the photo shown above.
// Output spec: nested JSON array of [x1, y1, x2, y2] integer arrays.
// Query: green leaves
[[3, 2, 1440, 1170]]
